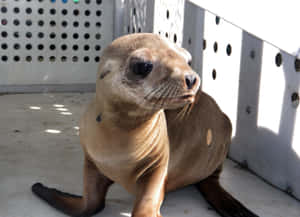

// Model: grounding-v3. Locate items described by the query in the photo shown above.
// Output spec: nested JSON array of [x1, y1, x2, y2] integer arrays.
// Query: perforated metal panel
[[0, 0, 114, 91]]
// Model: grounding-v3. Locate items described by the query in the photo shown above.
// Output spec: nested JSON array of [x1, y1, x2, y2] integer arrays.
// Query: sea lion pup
[[32, 33, 258, 217]]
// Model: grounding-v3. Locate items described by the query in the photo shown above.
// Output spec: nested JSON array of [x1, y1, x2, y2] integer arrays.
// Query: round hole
[[73, 9, 80, 16], [84, 45, 90, 51], [73, 33, 79, 39], [73, 45, 79, 51], [226, 44, 232, 56], [212, 69, 217, 80], [213, 42, 218, 53], [61, 56, 67, 62], [26, 7, 32, 14], [38, 8, 44, 14], [2, 56, 8, 62], [173, 34, 177, 43], [61, 33, 68, 39], [14, 44, 21, 50], [84, 56, 90, 62], [49, 32, 56, 39], [14, 32, 20, 38], [26, 44, 32, 50], [72, 56, 78, 62], [95, 45, 101, 51], [85, 0, 91, 4], [14, 56, 20, 62], [203, 39, 207, 50], [1, 43, 8, 49], [95, 33, 101, 40], [291, 92, 299, 108], [85, 10, 90, 16], [13, 19, 20, 26], [49, 20, 56, 27], [62, 9, 68, 15], [96, 10, 102, 17], [1, 6, 7, 13], [84, 33, 90, 39], [14, 7, 20, 13], [26, 56, 32, 62], [49, 44, 56, 50], [166, 10, 170, 19], [275, 53, 282, 67], [1, 19, 8, 25], [49, 56, 56, 62], [95, 56, 100, 62], [84, 22, 90, 28], [61, 44, 68, 50], [50, 8, 56, 15], [2, 31, 8, 38], [246, 106, 252, 114], [294, 58, 300, 72], [96, 0, 102, 4], [26, 32, 32, 38], [215, 16, 221, 25], [37, 44, 44, 50], [62, 0, 68, 3], [73, 21, 79, 27], [37, 56, 44, 62], [26, 20, 32, 26], [250, 50, 256, 59], [38, 20, 44, 26], [38, 32, 44, 38], [165, 32, 169, 38], [96, 22, 101, 28]]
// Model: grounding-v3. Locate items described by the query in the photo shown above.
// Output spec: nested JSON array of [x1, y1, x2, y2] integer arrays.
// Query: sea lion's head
[[97, 33, 200, 115]]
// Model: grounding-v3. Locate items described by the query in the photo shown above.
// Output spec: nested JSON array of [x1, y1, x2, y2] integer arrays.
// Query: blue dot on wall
[[51, 0, 56, 3], [62, 0, 68, 3]]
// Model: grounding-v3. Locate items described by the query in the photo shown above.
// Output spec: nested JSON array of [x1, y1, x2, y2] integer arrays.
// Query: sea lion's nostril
[[185, 75, 197, 89]]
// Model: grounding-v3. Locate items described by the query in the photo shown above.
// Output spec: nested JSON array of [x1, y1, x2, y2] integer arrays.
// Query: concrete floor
[[0, 93, 299, 217]]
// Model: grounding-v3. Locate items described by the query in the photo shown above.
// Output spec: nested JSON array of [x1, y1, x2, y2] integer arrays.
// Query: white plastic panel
[[199, 8, 300, 199], [190, 0, 300, 56], [182, 1, 204, 76], [0, 0, 114, 89], [202, 11, 242, 137]]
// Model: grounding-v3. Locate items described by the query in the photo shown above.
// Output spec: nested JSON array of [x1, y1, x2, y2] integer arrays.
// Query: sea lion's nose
[[185, 74, 197, 90]]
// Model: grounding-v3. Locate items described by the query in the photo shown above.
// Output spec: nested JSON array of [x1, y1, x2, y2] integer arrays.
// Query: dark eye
[[131, 61, 153, 78]]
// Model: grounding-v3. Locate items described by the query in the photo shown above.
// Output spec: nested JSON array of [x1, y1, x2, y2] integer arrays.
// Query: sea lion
[[32, 33, 258, 217]]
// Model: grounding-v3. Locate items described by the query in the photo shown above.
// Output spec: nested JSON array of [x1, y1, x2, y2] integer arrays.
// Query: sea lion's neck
[[96, 93, 160, 131]]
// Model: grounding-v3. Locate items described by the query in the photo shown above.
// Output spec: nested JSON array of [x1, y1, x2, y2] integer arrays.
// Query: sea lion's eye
[[131, 61, 153, 78]]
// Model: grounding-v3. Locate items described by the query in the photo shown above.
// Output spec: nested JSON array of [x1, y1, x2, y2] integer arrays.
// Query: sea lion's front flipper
[[32, 156, 113, 217], [195, 167, 259, 217]]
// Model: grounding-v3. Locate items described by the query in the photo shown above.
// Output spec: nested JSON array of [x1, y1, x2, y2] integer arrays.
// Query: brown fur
[[32, 33, 258, 217]]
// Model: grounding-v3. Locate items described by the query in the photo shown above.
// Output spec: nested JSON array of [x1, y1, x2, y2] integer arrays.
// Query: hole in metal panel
[[84, 56, 90, 62], [95, 56, 100, 62], [38, 44, 44, 50], [14, 7, 20, 14], [84, 33, 90, 39], [1, 19, 8, 25], [173, 34, 177, 43], [62, 9, 68, 15], [14, 44, 21, 50], [85, 10, 91, 16], [49, 56, 56, 62], [73, 33, 79, 39], [61, 44, 68, 51], [38, 56, 44, 62], [96, 22, 101, 28], [73, 21, 79, 27], [2, 56, 8, 62], [215, 16, 220, 25], [73, 44, 79, 51], [73, 9, 80, 16], [275, 53, 282, 67], [38, 20, 44, 26], [1, 43, 8, 50], [96, 10, 102, 17], [203, 39, 206, 50], [38, 8, 44, 14], [26, 56, 32, 62], [166, 10, 170, 19], [14, 56, 20, 62], [291, 92, 299, 108], [49, 44, 56, 50], [62, 21, 68, 27], [72, 56, 78, 62], [26, 44, 33, 50], [1, 6, 7, 13], [95, 33, 101, 40], [226, 44, 232, 56], [49, 32, 56, 39], [213, 42, 218, 53], [212, 69, 217, 80], [95, 45, 101, 51], [26, 20, 32, 26], [61, 56, 67, 62], [294, 58, 300, 72], [26, 7, 32, 14], [38, 32, 44, 38], [13, 19, 20, 26]]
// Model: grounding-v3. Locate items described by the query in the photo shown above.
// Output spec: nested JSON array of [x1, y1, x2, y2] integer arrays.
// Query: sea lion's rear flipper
[[195, 167, 259, 217], [32, 157, 113, 217]]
